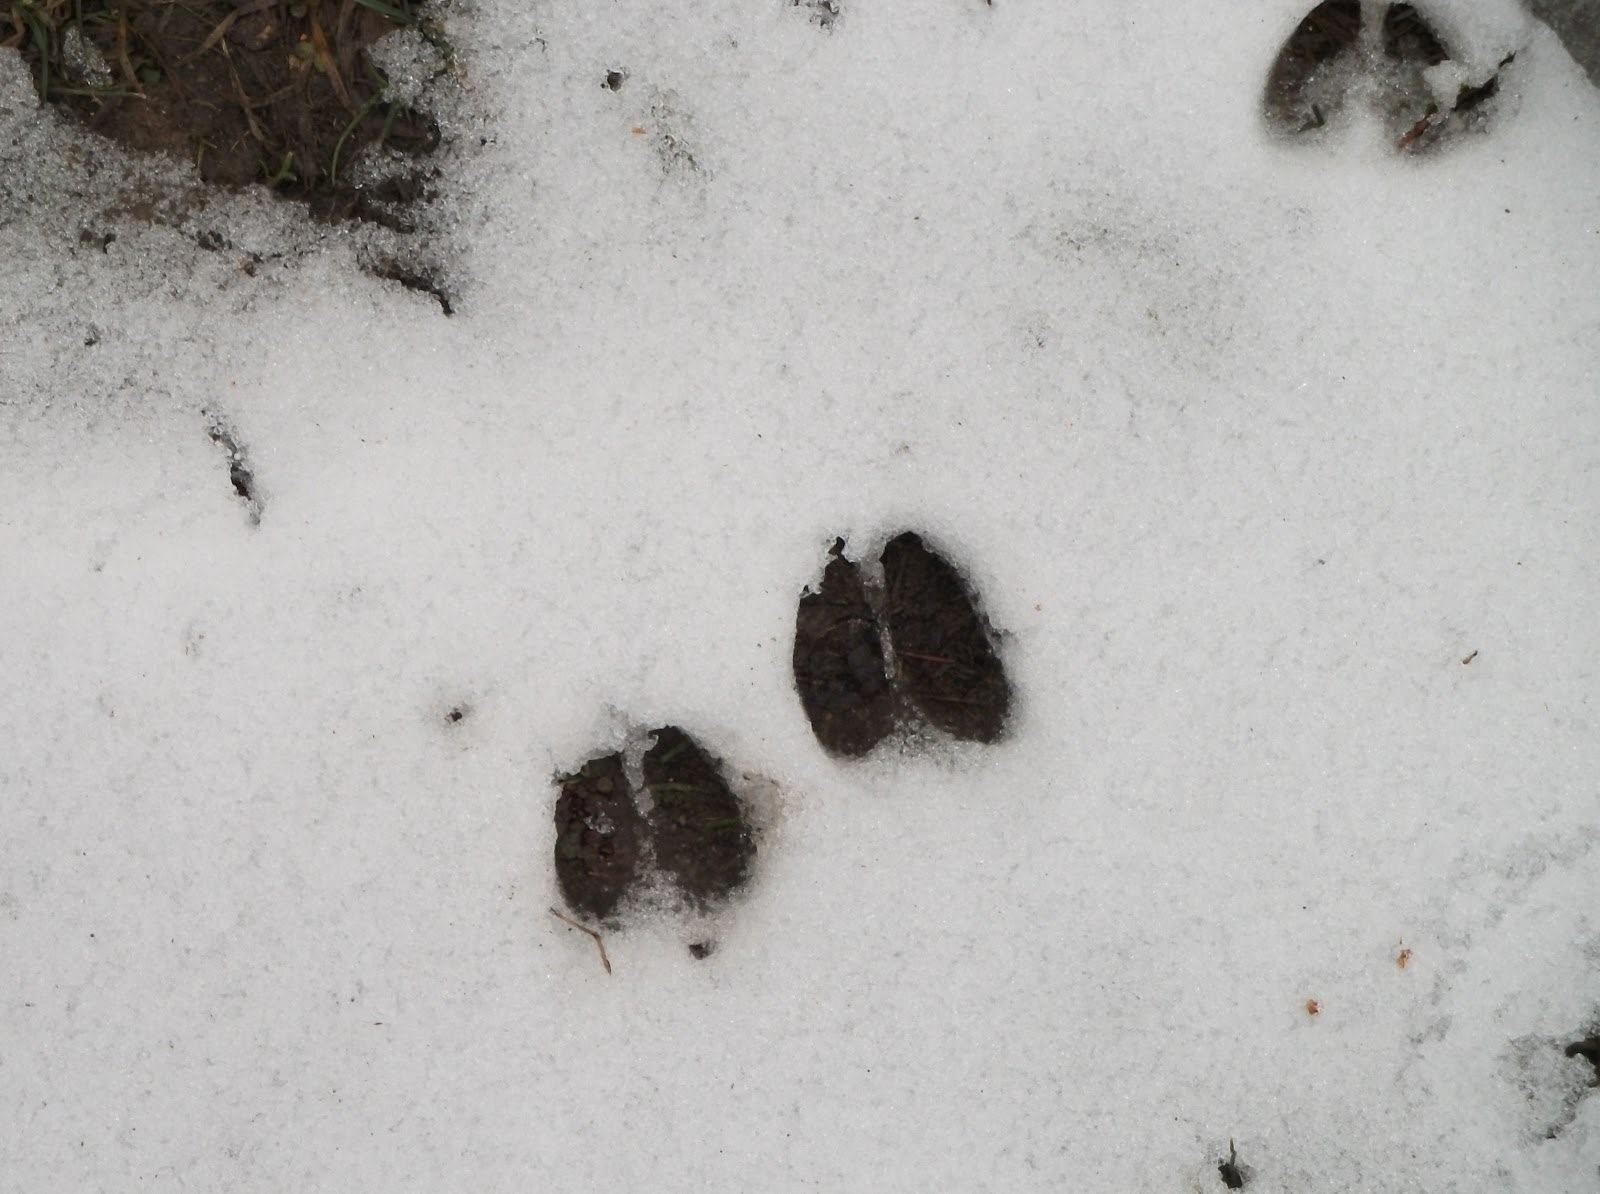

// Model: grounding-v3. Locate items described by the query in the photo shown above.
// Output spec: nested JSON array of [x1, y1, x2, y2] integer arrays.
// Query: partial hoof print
[[1264, 2, 1517, 151], [643, 727, 756, 908], [793, 540, 897, 758], [881, 532, 1012, 744], [1262, 0, 1363, 135], [553, 753, 647, 924]]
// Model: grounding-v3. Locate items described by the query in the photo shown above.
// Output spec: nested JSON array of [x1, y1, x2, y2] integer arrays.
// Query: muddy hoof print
[[1264, 2, 1516, 151], [553, 728, 756, 934], [793, 531, 1012, 755]]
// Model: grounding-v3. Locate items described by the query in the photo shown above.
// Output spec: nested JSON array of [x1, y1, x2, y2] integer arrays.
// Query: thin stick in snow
[[549, 908, 612, 975]]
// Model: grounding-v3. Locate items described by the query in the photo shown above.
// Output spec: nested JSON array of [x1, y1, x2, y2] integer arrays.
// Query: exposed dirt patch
[[553, 752, 647, 923], [793, 540, 896, 758], [3, 0, 445, 223], [642, 727, 755, 908]]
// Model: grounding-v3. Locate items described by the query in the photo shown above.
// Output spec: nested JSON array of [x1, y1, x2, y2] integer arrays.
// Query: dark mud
[[880, 532, 1011, 744], [642, 727, 755, 908], [5, 0, 443, 222], [553, 752, 647, 922], [793, 542, 896, 757]]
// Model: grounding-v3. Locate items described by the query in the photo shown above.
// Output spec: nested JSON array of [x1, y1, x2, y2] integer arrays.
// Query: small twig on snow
[[549, 907, 612, 974]]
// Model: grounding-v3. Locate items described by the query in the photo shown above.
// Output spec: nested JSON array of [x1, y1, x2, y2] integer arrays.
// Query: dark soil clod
[[793, 541, 896, 758], [642, 726, 755, 907], [880, 532, 1011, 743], [5, 0, 442, 222], [688, 940, 715, 960], [604, 69, 628, 91], [1263, 0, 1362, 134], [553, 752, 647, 923]]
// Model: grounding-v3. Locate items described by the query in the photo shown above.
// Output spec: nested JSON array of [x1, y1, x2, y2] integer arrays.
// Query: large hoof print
[[642, 727, 756, 908], [792, 542, 897, 757], [881, 533, 1012, 745], [553, 753, 647, 923]]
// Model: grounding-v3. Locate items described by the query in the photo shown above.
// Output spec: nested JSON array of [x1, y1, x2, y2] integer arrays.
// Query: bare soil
[[3, 0, 441, 223]]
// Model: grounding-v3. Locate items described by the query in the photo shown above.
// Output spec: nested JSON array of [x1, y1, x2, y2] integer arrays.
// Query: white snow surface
[[2, 1, 1599, 1190]]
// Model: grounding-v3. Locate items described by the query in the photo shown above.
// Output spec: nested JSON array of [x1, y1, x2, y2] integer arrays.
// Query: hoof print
[[553, 753, 646, 922], [881, 532, 1011, 744], [1264, 2, 1514, 150], [643, 727, 755, 907], [793, 541, 896, 757], [792, 531, 1013, 754]]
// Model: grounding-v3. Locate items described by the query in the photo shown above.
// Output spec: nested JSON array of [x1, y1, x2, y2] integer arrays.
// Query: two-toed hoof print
[[793, 532, 1012, 757], [1264, 1, 1515, 150], [554, 727, 755, 924]]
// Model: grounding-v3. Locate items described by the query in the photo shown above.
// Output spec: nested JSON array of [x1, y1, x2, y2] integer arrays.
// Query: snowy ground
[[3, 1, 1599, 1190]]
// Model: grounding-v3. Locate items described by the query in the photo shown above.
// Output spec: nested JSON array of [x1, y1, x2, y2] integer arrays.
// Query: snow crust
[[2, 1, 1598, 1189]]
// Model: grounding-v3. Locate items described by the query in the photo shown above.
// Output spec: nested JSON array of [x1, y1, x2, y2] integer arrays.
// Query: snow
[[2, 0, 1598, 1190]]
